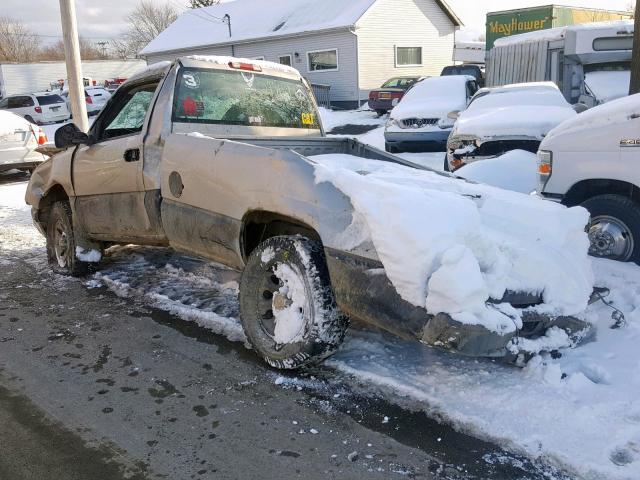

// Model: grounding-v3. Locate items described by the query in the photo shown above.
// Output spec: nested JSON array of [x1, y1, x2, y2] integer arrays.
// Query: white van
[[0, 92, 70, 125], [537, 93, 640, 263]]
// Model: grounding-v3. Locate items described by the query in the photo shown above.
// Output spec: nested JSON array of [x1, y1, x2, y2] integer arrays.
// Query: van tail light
[[228, 61, 262, 72], [35, 106, 42, 113], [86, 96, 93, 104]]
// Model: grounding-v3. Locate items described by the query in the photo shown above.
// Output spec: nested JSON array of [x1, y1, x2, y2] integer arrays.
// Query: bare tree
[[118, 0, 179, 56], [190, 0, 221, 7], [39, 38, 108, 61], [0, 16, 41, 62]]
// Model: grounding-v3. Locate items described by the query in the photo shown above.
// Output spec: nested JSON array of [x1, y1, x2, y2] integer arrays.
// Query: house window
[[395, 46, 422, 67], [307, 49, 338, 72], [279, 54, 292, 67]]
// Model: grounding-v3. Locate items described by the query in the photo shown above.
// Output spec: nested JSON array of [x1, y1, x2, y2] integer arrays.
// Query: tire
[[239, 235, 349, 369], [375, 109, 387, 117], [24, 115, 35, 124], [45, 201, 92, 276], [385, 143, 399, 154], [443, 154, 450, 172], [581, 194, 640, 264]]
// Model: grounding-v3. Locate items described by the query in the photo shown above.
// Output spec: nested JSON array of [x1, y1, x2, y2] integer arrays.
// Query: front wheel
[[45, 201, 92, 276], [581, 194, 640, 264], [443, 154, 451, 172], [239, 236, 349, 369]]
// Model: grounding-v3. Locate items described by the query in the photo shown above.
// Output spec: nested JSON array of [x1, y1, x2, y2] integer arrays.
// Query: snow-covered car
[[367, 76, 424, 116], [446, 82, 577, 171], [0, 110, 47, 173], [538, 93, 640, 264], [384, 75, 478, 153], [0, 92, 70, 125], [26, 56, 593, 370], [60, 87, 112, 117]]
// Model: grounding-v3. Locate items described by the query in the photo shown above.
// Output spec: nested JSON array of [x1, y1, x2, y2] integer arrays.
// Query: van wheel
[[24, 115, 35, 124], [239, 236, 349, 370], [45, 201, 91, 276], [581, 194, 640, 263]]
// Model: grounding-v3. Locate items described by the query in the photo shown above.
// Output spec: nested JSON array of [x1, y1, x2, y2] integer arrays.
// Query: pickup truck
[[26, 56, 590, 369], [538, 93, 640, 264]]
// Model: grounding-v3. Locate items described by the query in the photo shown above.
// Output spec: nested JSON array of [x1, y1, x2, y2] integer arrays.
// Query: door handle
[[124, 148, 140, 162]]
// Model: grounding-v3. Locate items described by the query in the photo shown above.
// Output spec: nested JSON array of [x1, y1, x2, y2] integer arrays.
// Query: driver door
[[73, 81, 160, 242]]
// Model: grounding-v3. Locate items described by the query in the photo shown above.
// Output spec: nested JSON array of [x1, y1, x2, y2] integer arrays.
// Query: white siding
[[145, 31, 359, 103], [0, 60, 146, 97], [355, 0, 456, 100]]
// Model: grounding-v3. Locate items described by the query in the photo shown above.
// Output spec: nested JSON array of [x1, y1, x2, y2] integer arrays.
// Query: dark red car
[[367, 76, 425, 116]]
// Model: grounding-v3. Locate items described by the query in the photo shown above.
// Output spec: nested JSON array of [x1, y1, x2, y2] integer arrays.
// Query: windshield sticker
[[183, 72, 200, 89], [301, 113, 316, 125], [241, 72, 255, 88]]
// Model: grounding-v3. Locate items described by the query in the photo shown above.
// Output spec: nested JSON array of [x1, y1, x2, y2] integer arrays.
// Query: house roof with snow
[[140, 0, 462, 56]]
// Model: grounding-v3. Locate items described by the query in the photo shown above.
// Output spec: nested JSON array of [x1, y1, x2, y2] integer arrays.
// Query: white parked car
[[537, 93, 640, 264], [0, 92, 70, 125], [384, 75, 478, 153], [60, 87, 112, 117], [0, 110, 47, 173], [446, 82, 578, 171]]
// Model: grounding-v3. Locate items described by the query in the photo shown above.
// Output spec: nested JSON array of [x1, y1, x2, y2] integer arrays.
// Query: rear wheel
[[24, 115, 35, 124], [239, 236, 349, 369], [443, 155, 450, 172], [375, 109, 387, 117], [45, 201, 92, 276], [581, 194, 640, 264]]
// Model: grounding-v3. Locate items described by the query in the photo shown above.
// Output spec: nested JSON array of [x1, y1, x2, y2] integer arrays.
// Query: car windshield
[[468, 88, 568, 110], [381, 78, 417, 88], [442, 66, 479, 77], [401, 77, 465, 103], [173, 67, 320, 129], [36, 95, 65, 105]]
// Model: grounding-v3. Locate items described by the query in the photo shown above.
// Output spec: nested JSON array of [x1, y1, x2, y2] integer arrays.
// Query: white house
[[140, 0, 462, 108]]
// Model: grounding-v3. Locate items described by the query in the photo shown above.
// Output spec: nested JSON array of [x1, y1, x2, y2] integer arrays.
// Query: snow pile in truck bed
[[311, 154, 593, 333]]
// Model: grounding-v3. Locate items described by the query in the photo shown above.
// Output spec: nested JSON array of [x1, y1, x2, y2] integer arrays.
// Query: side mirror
[[54, 123, 90, 148], [572, 102, 589, 114], [447, 110, 460, 120]]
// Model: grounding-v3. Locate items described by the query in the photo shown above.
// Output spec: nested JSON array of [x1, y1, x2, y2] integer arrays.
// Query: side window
[[95, 83, 158, 141], [466, 81, 478, 99], [14, 96, 34, 107]]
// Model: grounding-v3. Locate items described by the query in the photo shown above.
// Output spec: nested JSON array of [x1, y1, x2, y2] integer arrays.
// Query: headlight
[[537, 150, 553, 192], [437, 117, 455, 129]]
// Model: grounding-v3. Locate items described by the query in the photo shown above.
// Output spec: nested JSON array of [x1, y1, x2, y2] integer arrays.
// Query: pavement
[[0, 172, 575, 480]]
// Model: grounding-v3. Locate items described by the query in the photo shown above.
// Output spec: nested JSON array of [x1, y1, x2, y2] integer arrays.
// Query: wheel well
[[563, 179, 640, 207], [38, 184, 69, 224], [241, 211, 321, 261]]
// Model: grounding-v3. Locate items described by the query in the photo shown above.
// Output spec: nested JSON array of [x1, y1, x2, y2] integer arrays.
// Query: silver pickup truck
[[26, 57, 589, 369]]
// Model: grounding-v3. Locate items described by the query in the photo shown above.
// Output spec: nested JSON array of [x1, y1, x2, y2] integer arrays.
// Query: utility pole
[[59, 0, 88, 132], [630, 3, 640, 95], [97, 41, 108, 58], [223, 14, 234, 57]]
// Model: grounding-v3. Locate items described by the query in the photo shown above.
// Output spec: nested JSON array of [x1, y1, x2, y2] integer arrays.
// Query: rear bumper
[[325, 248, 590, 357], [385, 129, 451, 152]]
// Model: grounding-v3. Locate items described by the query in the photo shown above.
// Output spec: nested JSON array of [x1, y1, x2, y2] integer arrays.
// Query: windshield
[[381, 78, 417, 89], [442, 66, 479, 77], [468, 88, 567, 110], [173, 68, 320, 129], [36, 95, 65, 105], [585, 70, 631, 103], [401, 77, 466, 103]]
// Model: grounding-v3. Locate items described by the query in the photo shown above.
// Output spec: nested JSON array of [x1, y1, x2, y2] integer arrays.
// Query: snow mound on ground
[[311, 154, 593, 333], [456, 150, 538, 194]]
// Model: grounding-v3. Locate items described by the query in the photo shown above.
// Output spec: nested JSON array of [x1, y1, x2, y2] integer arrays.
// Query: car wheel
[[581, 194, 640, 264], [45, 201, 92, 276], [24, 115, 36, 124], [239, 235, 349, 369], [375, 109, 387, 117], [443, 155, 450, 172], [385, 143, 399, 154]]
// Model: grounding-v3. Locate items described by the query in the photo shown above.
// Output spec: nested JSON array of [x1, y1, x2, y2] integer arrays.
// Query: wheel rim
[[256, 262, 309, 349], [588, 215, 634, 261], [53, 218, 70, 268]]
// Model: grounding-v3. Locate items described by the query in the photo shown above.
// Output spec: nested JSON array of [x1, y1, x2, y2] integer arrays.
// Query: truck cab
[[537, 93, 640, 263]]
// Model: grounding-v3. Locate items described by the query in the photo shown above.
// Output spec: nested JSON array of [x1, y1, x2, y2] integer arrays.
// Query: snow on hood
[[390, 76, 470, 120], [311, 154, 593, 334], [545, 92, 640, 141], [0, 110, 31, 137], [453, 86, 575, 139]]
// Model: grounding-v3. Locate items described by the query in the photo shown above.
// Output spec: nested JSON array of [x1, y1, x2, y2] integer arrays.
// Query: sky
[[2, 0, 633, 49]]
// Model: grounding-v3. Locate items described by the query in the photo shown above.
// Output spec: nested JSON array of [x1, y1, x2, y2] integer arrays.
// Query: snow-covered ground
[[2, 109, 640, 479]]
